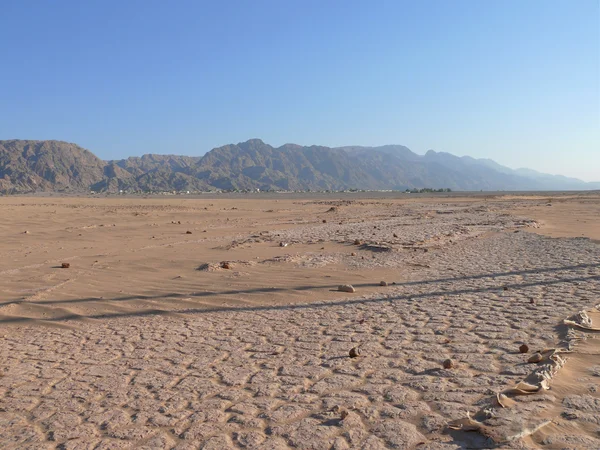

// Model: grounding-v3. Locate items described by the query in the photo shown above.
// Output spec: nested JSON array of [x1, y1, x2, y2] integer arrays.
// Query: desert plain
[[0, 192, 599, 449]]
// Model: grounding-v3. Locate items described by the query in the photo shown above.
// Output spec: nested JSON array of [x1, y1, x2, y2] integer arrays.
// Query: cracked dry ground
[[1, 234, 599, 448]]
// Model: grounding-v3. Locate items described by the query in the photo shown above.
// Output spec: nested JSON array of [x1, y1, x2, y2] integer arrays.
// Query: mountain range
[[1, 139, 598, 194]]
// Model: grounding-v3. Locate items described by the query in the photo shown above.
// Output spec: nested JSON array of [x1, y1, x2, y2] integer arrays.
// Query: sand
[[0, 192, 598, 449]]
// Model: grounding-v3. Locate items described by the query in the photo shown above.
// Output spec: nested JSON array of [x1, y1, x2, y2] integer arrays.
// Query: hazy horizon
[[1, 1, 598, 182]]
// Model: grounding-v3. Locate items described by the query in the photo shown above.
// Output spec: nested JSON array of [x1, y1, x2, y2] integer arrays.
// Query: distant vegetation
[[406, 188, 452, 193]]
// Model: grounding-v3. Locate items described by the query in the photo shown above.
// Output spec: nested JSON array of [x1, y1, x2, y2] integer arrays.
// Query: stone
[[519, 344, 529, 353], [338, 285, 355, 293], [61, 263, 70, 269], [353, 239, 362, 245], [443, 359, 454, 369], [349, 347, 361, 358], [186, 231, 192, 234], [379, 281, 388, 286], [221, 262, 231, 269], [528, 353, 543, 363]]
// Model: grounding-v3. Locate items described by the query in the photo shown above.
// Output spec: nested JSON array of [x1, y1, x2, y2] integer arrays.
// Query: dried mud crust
[[272, 203, 538, 250], [0, 233, 599, 449]]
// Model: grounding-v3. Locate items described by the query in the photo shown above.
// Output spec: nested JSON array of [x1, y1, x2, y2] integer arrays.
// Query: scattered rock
[[380, 281, 388, 286], [443, 359, 455, 369], [338, 285, 355, 293], [349, 347, 361, 358], [519, 344, 529, 353], [528, 353, 543, 363], [61, 263, 70, 269]]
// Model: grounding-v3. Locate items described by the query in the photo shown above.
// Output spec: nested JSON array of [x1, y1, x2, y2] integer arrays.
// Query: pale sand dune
[[0, 193, 598, 448]]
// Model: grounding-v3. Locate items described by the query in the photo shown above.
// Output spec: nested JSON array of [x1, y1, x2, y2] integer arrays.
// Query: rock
[[379, 281, 388, 286], [221, 262, 231, 270], [528, 353, 543, 363], [351, 252, 356, 256], [23, 230, 30, 234], [322, 219, 327, 223], [443, 359, 454, 369], [338, 285, 355, 293], [353, 239, 362, 245], [279, 242, 288, 247], [393, 233, 398, 238], [61, 263, 70, 269], [349, 347, 361, 358], [186, 231, 192, 234], [519, 344, 529, 353]]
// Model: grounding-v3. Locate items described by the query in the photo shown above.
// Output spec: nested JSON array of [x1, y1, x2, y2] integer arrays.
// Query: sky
[[1, 1, 598, 181]]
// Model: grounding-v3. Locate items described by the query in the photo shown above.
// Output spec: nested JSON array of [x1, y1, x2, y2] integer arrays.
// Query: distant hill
[[1, 139, 598, 193]]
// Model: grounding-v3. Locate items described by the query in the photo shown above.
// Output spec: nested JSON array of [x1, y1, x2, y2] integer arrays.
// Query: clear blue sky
[[1, 0, 598, 181]]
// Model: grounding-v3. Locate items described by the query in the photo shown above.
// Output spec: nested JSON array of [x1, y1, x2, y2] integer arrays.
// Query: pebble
[[349, 347, 361, 358], [380, 281, 388, 286], [221, 262, 231, 269], [443, 359, 455, 369], [519, 344, 529, 353], [61, 263, 70, 269], [528, 353, 543, 363], [186, 231, 192, 234], [338, 285, 356, 293]]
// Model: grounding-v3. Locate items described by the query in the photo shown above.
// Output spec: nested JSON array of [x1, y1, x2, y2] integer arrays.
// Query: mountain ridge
[[1, 139, 598, 194]]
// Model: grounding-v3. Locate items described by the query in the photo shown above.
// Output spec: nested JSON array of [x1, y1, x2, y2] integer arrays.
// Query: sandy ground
[[0, 192, 598, 449]]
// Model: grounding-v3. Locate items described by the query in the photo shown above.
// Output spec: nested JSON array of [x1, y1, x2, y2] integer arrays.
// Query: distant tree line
[[405, 188, 452, 193]]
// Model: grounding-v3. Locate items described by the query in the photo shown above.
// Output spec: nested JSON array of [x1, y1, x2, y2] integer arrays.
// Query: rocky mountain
[[0, 140, 106, 193], [0, 139, 598, 194]]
